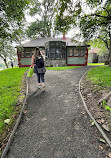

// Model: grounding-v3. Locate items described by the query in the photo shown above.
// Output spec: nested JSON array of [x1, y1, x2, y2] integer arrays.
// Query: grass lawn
[[87, 65, 111, 87], [87, 65, 111, 113], [88, 63, 104, 66], [46, 66, 81, 70], [46, 64, 105, 70], [0, 67, 28, 134]]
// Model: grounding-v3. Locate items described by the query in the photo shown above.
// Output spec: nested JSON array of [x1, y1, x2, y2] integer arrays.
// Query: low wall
[[45, 59, 66, 67], [88, 53, 108, 63], [98, 54, 108, 63], [88, 53, 98, 63]]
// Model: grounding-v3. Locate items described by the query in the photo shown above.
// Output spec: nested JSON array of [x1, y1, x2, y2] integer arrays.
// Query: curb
[[1, 76, 29, 158], [79, 69, 111, 148]]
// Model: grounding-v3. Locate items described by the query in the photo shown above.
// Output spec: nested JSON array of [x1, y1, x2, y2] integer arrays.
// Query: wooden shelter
[[17, 37, 89, 67]]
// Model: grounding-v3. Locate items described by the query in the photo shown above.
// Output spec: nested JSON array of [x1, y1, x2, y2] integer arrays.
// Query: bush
[[104, 60, 109, 65]]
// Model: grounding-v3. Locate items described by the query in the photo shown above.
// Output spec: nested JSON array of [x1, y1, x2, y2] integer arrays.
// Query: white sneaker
[[37, 85, 41, 88]]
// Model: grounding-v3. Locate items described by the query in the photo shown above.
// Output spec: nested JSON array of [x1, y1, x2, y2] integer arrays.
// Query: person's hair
[[34, 47, 40, 60]]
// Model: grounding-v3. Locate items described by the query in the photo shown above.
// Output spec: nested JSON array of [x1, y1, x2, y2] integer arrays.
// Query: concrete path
[[7, 67, 107, 158]]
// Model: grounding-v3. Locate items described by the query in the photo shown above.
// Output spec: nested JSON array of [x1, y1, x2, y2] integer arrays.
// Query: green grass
[[102, 100, 111, 112], [87, 66, 111, 87], [0, 67, 28, 133], [46, 66, 81, 70], [88, 63, 104, 66]]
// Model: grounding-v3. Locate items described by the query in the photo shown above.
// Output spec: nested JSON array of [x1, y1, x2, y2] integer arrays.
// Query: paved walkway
[[7, 67, 107, 158]]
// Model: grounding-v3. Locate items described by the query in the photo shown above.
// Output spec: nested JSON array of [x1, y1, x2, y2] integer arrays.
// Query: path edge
[[79, 68, 111, 148], [1, 75, 29, 158]]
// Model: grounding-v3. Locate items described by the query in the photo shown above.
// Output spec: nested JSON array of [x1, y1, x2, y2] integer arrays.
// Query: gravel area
[[6, 66, 109, 158]]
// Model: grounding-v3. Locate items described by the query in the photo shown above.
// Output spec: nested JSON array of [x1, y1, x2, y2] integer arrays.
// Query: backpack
[[36, 56, 44, 68]]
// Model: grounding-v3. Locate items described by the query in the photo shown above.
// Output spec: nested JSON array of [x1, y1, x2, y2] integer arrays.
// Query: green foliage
[[1, 0, 29, 21], [1, 0, 30, 40], [87, 66, 111, 87], [26, 20, 51, 38], [87, 39, 108, 55], [99, 138, 106, 143], [29, 0, 41, 16], [55, 0, 80, 33], [104, 105, 111, 111], [55, 15, 74, 33], [88, 63, 104, 66], [80, 16, 98, 39], [0, 40, 17, 68], [79, 0, 111, 65], [54, 0, 111, 65], [27, 0, 55, 37], [88, 66, 111, 112], [102, 100, 111, 112], [0, 67, 28, 133], [86, 0, 102, 7], [80, 1, 111, 42], [102, 100, 107, 107], [0, 0, 30, 68], [46, 66, 80, 70], [80, 14, 110, 41]]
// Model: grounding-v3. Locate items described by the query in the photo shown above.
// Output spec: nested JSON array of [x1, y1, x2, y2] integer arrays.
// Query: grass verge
[[85, 65, 111, 134], [46, 66, 81, 70], [87, 66, 111, 88], [0, 67, 28, 134], [88, 63, 104, 66]]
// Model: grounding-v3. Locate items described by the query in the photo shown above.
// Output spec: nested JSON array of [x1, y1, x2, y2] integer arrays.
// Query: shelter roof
[[20, 37, 89, 48]]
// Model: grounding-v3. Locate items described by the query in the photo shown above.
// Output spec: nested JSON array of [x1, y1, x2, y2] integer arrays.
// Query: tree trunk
[[109, 36, 111, 67], [4, 58, 8, 68]]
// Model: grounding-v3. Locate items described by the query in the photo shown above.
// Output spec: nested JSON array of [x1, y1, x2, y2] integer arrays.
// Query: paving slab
[[7, 66, 107, 158]]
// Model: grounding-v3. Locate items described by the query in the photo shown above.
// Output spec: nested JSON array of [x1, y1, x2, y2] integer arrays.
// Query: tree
[[0, 40, 16, 68], [0, 0, 30, 40], [26, 20, 52, 38], [26, 0, 56, 38], [55, 0, 81, 34], [0, 0, 30, 66], [80, 0, 111, 66], [87, 39, 108, 55], [55, 0, 111, 66]]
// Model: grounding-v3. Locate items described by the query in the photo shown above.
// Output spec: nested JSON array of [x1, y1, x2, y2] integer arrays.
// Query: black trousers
[[36, 71, 44, 83]]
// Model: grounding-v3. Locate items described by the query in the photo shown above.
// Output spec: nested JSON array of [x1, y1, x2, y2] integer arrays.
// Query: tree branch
[[84, 14, 110, 19], [98, 37, 109, 49], [0, 54, 5, 60], [103, 7, 110, 16]]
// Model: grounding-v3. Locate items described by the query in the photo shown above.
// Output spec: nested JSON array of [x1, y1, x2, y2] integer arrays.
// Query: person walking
[[31, 47, 46, 89], [11, 59, 13, 68]]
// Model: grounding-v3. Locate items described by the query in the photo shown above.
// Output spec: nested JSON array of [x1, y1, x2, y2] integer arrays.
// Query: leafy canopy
[[0, 0, 30, 67], [0, 0, 30, 41], [55, 0, 81, 33], [26, 0, 56, 38]]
